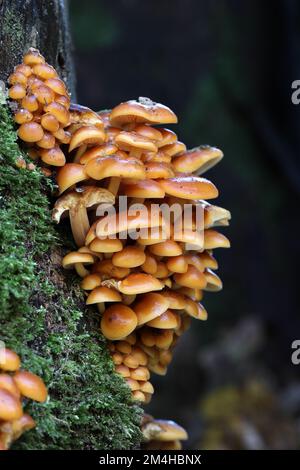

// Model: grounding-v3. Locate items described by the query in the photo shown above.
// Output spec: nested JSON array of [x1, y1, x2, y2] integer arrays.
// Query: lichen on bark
[[0, 94, 143, 449]]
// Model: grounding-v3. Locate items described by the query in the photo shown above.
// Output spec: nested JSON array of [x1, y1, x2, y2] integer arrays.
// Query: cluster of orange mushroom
[[48, 98, 231, 404], [8, 50, 231, 447], [8, 47, 71, 167], [0, 348, 48, 450]]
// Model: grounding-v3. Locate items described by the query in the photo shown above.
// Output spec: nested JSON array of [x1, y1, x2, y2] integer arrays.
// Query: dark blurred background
[[69, 0, 300, 449]]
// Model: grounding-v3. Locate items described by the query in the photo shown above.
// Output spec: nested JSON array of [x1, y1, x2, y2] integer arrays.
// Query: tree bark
[[0, 0, 76, 98]]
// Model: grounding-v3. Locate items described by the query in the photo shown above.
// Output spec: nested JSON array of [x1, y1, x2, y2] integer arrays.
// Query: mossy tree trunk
[[0, 0, 142, 450]]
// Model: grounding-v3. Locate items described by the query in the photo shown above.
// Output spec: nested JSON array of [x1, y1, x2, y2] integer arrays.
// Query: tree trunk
[[0, 0, 142, 450], [0, 0, 76, 97]]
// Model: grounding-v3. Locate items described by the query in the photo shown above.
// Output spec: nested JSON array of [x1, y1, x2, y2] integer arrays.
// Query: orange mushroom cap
[[80, 143, 118, 164], [0, 349, 21, 371], [112, 246, 146, 268], [133, 293, 169, 325], [69, 125, 106, 152], [204, 229, 230, 249], [173, 265, 207, 289], [172, 145, 223, 175], [0, 389, 23, 421], [158, 176, 218, 200], [147, 309, 178, 329], [86, 286, 122, 304], [56, 163, 88, 194], [13, 371, 47, 402], [86, 155, 145, 181], [148, 240, 182, 257], [117, 273, 164, 295], [121, 179, 165, 199], [109, 97, 178, 127], [101, 304, 138, 340], [145, 161, 175, 179]]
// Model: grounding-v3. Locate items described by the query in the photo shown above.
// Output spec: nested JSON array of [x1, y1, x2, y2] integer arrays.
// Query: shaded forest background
[[69, 0, 300, 449]]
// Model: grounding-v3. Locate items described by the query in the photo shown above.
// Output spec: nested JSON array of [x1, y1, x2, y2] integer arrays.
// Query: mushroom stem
[[73, 144, 87, 163], [75, 263, 90, 278], [108, 177, 121, 196], [97, 303, 105, 313], [69, 206, 90, 247]]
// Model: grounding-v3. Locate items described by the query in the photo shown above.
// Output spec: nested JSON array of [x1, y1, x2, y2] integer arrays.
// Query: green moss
[[0, 97, 142, 449]]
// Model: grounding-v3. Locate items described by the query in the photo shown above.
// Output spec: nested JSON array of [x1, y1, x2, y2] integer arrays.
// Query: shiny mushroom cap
[[69, 125, 106, 152], [121, 179, 165, 199], [109, 97, 178, 127], [14, 371, 48, 402], [115, 131, 157, 153], [0, 349, 21, 372], [204, 229, 230, 249], [172, 146, 223, 175], [86, 286, 122, 304], [86, 155, 145, 180], [112, 246, 146, 268], [147, 309, 178, 329], [62, 251, 94, 269], [56, 163, 88, 194], [133, 293, 169, 325], [173, 265, 207, 289], [158, 176, 219, 200], [0, 389, 23, 421], [148, 240, 182, 257], [117, 273, 164, 295], [100, 304, 138, 340]]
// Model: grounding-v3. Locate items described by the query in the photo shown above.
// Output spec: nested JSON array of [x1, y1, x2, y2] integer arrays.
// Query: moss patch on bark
[[0, 96, 142, 449]]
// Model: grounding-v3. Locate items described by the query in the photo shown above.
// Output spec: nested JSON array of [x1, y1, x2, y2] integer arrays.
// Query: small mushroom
[[39, 146, 66, 166], [203, 269, 223, 291], [100, 304, 138, 340], [81, 273, 102, 290], [133, 293, 169, 325], [56, 163, 89, 194], [121, 179, 165, 199], [86, 286, 122, 313], [0, 349, 21, 371], [161, 290, 186, 309], [204, 229, 230, 249], [89, 237, 123, 254], [69, 125, 106, 152], [109, 97, 178, 127], [166, 255, 188, 273], [114, 273, 164, 295], [17, 122, 44, 142], [173, 265, 207, 289], [53, 186, 114, 246], [147, 310, 178, 329], [172, 146, 223, 175], [0, 389, 23, 421], [14, 371, 47, 402], [112, 246, 146, 268], [158, 176, 218, 200], [62, 251, 94, 278], [148, 240, 182, 257]]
